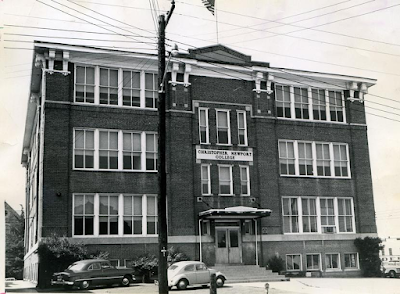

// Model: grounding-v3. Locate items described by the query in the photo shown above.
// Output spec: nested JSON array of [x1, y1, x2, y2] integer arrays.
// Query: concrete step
[[212, 265, 288, 283]]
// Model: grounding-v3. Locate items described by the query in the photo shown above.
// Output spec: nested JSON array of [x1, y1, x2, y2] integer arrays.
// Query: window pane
[[124, 196, 132, 215], [99, 196, 108, 214], [85, 196, 94, 214], [75, 130, 84, 148], [147, 196, 156, 215], [74, 195, 84, 214]]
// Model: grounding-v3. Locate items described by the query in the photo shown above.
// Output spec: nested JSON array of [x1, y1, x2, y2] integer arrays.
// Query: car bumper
[[51, 280, 74, 286]]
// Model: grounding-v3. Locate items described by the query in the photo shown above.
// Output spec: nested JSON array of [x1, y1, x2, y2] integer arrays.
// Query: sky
[[0, 0, 399, 238]]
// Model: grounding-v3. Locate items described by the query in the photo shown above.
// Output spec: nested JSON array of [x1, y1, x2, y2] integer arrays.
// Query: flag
[[202, 0, 215, 15]]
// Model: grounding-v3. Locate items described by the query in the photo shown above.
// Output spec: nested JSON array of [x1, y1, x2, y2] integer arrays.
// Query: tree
[[6, 206, 25, 280], [354, 237, 383, 277]]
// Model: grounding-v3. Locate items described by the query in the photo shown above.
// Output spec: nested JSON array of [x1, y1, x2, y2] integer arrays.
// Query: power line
[[65, 0, 167, 12]]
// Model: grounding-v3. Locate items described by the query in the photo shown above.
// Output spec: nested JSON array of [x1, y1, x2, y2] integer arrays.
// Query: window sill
[[73, 102, 158, 111], [73, 168, 158, 173], [72, 235, 158, 238], [276, 117, 346, 125], [325, 269, 342, 272], [218, 194, 234, 196], [344, 268, 360, 271], [280, 174, 351, 180], [216, 143, 233, 146]]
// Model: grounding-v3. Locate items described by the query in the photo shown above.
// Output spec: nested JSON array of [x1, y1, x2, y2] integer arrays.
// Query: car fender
[[171, 273, 192, 286], [215, 271, 226, 281]]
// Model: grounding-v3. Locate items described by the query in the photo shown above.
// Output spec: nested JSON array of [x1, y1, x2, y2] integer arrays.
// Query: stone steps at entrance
[[212, 265, 289, 283]]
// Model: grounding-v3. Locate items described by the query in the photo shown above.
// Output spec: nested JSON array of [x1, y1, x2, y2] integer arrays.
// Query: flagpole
[[215, 0, 219, 43]]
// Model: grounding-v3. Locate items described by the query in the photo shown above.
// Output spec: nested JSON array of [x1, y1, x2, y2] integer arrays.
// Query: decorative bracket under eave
[[169, 62, 191, 87], [252, 72, 274, 94], [46, 49, 70, 75], [346, 82, 367, 103]]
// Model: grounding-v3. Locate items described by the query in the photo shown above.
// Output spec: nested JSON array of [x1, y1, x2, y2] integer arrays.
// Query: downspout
[[255, 219, 258, 266], [199, 219, 202, 262]]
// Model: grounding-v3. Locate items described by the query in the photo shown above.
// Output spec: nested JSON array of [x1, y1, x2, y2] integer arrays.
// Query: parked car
[[167, 261, 226, 290], [381, 261, 400, 278], [51, 259, 135, 289]]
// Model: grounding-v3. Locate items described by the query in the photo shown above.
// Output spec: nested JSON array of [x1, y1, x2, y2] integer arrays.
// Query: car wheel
[[177, 279, 188, 290], [216, 276, 225, 287], [389, 270, 396, 278], [121, 276, 131, 287], [80, 280, 90, 290]]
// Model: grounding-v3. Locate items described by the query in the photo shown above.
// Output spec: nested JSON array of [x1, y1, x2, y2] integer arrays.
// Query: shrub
[[167, 246, 189, 266], [354, 237, 383, 277], [266, 255, 285, 273]]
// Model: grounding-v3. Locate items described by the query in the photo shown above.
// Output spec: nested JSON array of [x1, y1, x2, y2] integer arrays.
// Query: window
[[302, 198, 317, 233], [298, 142, 313, 176], [123, 70, 141, 107], [99, 131, 119, 169], [312, 89, 327, 121], [237, 111, 247, 145], [278, 140, 350, 178], [75, 66, 95, 103], [316, 143, 331, 176], [244, 220, 255, 235], [275, 84, 345, 123], [99, 195, 119, 235], [123, 195, 142, 235], [201, 220, 210, 235], [326, 253, 340, 270], [282, 197, 355, 234], [73, 194, 94, 235], [73, 194, 157, 237], [329, 91, 344, 122], [74, 129, 157, 172], [294, 87, 309, 119], [146, 195, 158, 235], [145, 134, 158, 171], [320, 198, 336, 233], [279, 141, 295, 175], [219, 165, 232, 195], [216, 110, 231, 144], [123, 132, 142, 170], [74, 130, 94, 169], [306, 254, 321, 270], [282, 197, 299, 233], [333, 144, 349, 177], [240, 166, 250, 195], [338, 198, 353, 233], [199, 108, 209, 144], [99, 68, 118, 105], [275, 85, 291, 118], [344, 253, 358, 269], [286, 254, 302, 271], [74, 65, 157, 109], [145, 73, 158, 109], [201, 164, 211, 195]]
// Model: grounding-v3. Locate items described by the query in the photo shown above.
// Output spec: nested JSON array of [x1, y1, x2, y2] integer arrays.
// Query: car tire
[[177, 279, 188, 290], [80, 280, 90, 290], [389, 270, 396, 278], [121, 276, 131, 287], [216, 276, 225, 287]]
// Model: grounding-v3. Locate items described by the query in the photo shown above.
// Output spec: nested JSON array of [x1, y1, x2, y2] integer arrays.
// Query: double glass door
[[215, 228, 241, 264]]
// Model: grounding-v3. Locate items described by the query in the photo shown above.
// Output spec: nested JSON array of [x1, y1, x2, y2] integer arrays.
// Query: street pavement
[[5, 278, 400, 294]]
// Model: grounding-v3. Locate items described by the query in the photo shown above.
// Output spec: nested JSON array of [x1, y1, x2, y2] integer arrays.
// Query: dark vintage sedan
[[51, 259, 135, 289]]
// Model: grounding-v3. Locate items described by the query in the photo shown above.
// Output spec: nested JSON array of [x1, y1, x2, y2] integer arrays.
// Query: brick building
[[22, 41, 378, 283]]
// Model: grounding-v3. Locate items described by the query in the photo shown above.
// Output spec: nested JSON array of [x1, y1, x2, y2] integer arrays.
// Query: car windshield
[[67, 263, 86, 272]]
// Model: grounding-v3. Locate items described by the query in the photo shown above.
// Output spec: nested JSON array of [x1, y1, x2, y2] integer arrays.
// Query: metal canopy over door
[[215, 227, 241, 264]]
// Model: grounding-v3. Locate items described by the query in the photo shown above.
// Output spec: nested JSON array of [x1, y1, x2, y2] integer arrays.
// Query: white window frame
[[98, 130, 119, 170], [337, 198, 355, 233], [74, 65, 158, 109], [306, 253, 322, 271], [282, 197, 299, 234], [325, 253, 341, 271], [239, 165, 250, 196], [275, 84, 346, 123], [99, 67, 119, 106], [216, 109, 231, 145], [218, 164, 233, 195], [73, 129, 95, 169], [72, 194, 157, 237], [344, 252, 359, 270], [122, 195, 143, 235], [201, 164, 211, 195], [198, 108, 209, 144], [286, 254, 302, 271], [73, 128, 157, 172], [72, 194, 95, 236], [278, 140, 351, 179], [75, 65, 95, 104], [282, 196, 355, 235], [237, 110, 248, 146]]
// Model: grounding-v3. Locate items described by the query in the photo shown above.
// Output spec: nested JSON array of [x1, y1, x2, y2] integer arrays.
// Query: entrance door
[[215, 228, 241, 264]]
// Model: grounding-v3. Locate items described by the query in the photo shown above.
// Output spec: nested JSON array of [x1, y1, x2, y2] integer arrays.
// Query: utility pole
[[158, 2, 175, 294]]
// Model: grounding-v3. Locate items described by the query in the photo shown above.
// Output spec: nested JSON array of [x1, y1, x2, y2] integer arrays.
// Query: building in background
[[380, 237, 400, 262], [22, 41, 378, 283]]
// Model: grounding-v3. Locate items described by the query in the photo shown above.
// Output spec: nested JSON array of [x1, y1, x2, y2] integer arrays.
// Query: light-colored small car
[[167, 261, 226, 290], [381, 261, 400, 278]]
